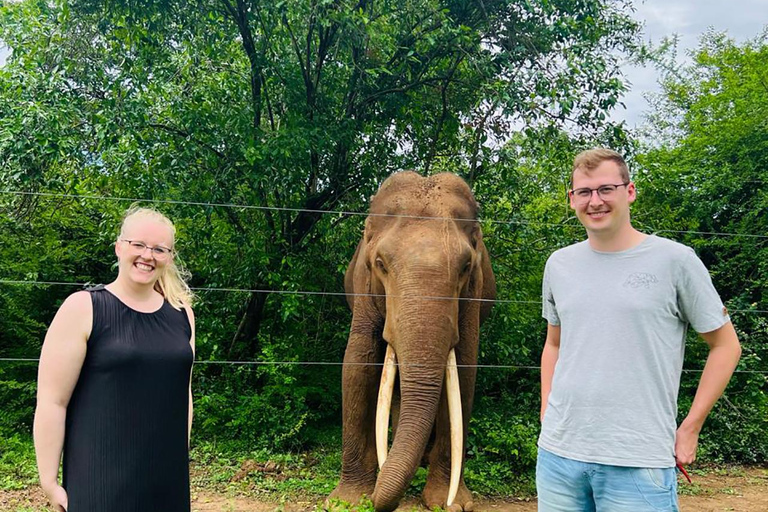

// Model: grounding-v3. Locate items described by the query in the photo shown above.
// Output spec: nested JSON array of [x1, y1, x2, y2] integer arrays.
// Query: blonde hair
[[118, 205, 195, 310], [572, 148, 630, 185]]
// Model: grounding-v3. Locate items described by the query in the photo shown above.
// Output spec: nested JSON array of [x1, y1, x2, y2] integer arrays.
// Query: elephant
[[330, 171, 496, 512]]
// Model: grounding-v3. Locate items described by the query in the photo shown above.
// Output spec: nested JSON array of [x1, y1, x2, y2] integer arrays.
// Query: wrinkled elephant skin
[[330, 172, 496, 512]]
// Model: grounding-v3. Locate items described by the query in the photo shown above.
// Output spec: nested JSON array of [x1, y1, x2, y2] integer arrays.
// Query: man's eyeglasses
[[121, 239, 173, 260], [569, 183, 629, 204]]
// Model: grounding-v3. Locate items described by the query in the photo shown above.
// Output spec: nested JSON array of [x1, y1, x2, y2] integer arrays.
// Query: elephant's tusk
[[446, 348, 463, 507], [376, 344, 398, 469]]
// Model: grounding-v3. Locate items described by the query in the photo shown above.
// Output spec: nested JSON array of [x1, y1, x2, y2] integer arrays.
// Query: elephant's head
[[360, 171, 489, 511]]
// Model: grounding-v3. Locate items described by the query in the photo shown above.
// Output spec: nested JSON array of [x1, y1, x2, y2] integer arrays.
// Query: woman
[[34, 206, 195, 512]]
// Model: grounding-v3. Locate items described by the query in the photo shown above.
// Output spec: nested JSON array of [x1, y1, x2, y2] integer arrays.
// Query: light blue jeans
[[536, 448, 679, 512]]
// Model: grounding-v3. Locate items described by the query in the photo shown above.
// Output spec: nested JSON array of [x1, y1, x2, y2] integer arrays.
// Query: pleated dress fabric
[[63, 286, 193, 512]]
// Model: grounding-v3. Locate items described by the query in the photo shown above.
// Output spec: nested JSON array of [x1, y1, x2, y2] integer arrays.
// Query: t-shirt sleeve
[[542, 258, 560, 326], [677, 248, 729, 333]]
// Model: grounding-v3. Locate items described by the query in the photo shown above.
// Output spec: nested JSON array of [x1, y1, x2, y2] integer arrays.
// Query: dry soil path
[[2, 466, 766, 511]]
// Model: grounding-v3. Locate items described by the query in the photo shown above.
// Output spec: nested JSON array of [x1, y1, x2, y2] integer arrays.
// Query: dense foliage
[[0, 0, 765, 494]]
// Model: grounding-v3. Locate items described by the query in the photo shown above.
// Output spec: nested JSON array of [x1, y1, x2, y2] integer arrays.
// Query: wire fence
[[3, 189, 768, 239], [0, 279, 534, 305], [1, 190, 766, 373], [1, 357, 766, 374], [1, 279, 766, 314], [3, 279, 763, 372]]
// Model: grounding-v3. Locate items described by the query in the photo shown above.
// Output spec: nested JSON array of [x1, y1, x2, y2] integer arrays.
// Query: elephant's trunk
[[372, 320, 454, 512]]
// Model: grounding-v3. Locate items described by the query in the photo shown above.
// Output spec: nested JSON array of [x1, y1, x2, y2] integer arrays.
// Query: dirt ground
[[2, 466, 767, 511]]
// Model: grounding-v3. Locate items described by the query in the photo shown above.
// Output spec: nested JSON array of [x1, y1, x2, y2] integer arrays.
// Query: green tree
[[1, 0, 642, 352], [636, 30, 768, 462], [0, 0, 643, 449]]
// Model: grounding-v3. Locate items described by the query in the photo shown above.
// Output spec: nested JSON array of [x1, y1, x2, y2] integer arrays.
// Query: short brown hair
[[572, 148, 630, 185]]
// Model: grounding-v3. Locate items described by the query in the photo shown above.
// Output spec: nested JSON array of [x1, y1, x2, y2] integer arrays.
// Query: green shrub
[[0, 434, 38, 490], [0, 372, 36, 436], [465, 395, 539, 496]]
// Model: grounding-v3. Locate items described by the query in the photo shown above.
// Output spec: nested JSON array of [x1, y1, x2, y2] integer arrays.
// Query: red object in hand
[[676, 462, 692, 484]]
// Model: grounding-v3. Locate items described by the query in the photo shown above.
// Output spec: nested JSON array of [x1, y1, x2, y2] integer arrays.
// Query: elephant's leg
[[423, 340, 478, 511], [330, 320, 383, 504]]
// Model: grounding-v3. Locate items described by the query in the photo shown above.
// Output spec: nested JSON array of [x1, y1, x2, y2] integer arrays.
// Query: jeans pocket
[[631, 467, 678, 511], [645, 468, 674, 491]]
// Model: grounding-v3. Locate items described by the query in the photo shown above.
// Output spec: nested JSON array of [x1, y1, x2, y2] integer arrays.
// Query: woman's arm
[[33, 291, 92, 512]]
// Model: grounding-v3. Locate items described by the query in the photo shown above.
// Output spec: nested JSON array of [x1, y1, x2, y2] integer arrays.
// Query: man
[[537, 148, 741, 511]]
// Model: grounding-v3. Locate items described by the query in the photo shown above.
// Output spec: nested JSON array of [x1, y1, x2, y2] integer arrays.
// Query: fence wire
[[1, 191, 766, 374], [1, 279, 766, 314], [0, 279, 533, 305], [3, 189, 768, 238], [1, 357, 766, 374]]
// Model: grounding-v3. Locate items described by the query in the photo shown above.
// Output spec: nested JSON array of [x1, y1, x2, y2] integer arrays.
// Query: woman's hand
[[42, 483, 68, 512]]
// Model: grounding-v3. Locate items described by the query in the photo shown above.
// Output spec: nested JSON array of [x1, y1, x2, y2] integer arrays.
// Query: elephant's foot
[[328, 479, 375, 508], [423, 476, 474, 512]]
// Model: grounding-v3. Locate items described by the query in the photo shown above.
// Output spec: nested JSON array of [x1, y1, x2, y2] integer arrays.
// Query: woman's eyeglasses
[[120, 239, 173, 260]]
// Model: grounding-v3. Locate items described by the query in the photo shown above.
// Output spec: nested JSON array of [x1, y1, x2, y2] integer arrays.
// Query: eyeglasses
[[569, 183, 629, 204], [120, 239, 173, 260]]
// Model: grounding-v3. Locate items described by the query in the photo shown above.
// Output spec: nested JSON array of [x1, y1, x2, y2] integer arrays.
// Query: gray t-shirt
[[539, 235, 729, 468]]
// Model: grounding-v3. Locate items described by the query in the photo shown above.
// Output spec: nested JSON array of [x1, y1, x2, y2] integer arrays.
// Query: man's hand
[[675, 422, 701, 466], [42, 483, 68, 512], [675, 322, 741, 467]]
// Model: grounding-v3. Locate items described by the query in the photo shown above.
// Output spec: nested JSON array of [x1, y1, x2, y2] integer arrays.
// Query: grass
[[677, 481, 705, 496], [0, 432, 537, 510], [14, 432, 763, 508], [189, 441, 342, 499], [325, 497, 376, 512], [188, 439, 536, 503], [0, 434, 39, 491]]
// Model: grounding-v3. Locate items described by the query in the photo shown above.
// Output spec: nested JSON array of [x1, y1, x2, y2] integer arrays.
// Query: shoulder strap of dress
[[81, 284, 109, 344]]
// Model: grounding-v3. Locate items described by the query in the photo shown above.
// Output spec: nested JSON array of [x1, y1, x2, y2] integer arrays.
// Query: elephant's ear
[[365, 217, 373, 243], [459, 257, 483, 320], [357, 238, 374, 293], [460, 238, 484, 301], [469, 221, 482, 250], [477, 237, 496, 321]]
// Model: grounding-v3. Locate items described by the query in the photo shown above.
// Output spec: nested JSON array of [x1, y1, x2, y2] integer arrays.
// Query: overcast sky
[[617, 0, 767, 127], [1, 1, 766, 128]]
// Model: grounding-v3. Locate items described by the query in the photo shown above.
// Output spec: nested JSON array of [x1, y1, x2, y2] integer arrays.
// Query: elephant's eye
[[461, 260, 472, 274], [375, 258, 388, 274]]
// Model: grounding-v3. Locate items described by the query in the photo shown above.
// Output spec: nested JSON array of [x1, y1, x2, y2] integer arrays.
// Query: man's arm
[[540, 323, 561, 422], [675, 321, 741, 465]]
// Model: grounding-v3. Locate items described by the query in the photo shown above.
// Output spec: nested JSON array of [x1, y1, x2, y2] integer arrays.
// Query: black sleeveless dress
[[62, 286, 193, 512]]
